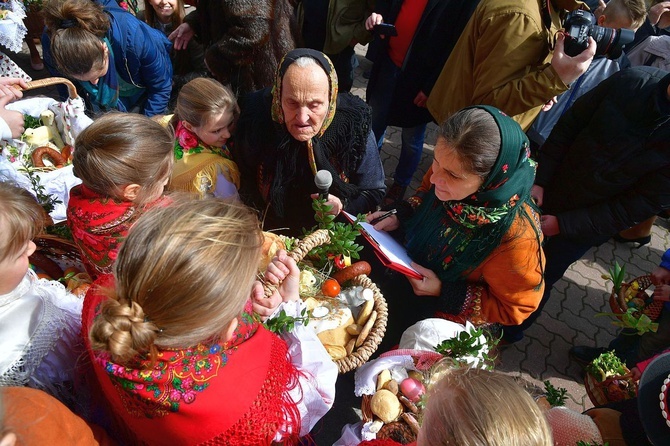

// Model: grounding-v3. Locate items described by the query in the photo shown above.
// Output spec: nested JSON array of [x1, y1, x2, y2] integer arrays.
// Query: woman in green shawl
[[369, 105, 544, 335]]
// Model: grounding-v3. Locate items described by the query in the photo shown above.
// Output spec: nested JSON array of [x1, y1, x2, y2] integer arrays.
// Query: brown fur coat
[[187, 0, 298, 95]]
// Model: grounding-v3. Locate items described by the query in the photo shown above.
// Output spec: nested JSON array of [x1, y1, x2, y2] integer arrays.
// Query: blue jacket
[[42, 0, 173, 116]]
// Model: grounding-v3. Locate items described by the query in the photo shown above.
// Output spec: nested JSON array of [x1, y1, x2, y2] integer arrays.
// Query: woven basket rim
[[608, 274, 662, 321], [584, 370, 637, 406], [262, 229, 388, 374]]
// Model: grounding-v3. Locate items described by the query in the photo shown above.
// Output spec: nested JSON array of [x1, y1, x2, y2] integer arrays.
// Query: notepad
[[343, 212, 423, 279]]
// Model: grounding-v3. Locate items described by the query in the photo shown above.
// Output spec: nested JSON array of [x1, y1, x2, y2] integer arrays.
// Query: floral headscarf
[[405, 105, 541, 287], [270, 48, 338, 143]]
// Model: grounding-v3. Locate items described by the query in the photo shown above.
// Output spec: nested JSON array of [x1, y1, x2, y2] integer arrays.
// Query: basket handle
[[23, 77, 79, 99], [262, 229, 331, 298]]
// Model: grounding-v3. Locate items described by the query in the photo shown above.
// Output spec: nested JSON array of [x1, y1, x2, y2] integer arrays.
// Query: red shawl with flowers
[[82, 278, 302, 446], [67, 185, 170, 279]]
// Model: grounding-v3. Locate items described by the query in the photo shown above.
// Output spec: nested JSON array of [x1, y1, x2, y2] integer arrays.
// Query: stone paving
[[11, 39, 670, 443]]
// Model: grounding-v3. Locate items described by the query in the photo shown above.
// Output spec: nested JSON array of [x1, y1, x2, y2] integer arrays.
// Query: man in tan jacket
[[427, 0, 596, 131]]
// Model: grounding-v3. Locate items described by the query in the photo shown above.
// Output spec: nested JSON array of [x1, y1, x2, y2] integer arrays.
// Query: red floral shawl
[[82, 277, 302, 445], [67, 185, 170, 279]]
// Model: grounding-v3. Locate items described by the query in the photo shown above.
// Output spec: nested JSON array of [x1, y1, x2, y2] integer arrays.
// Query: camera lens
[[591, 25, 634, 59]]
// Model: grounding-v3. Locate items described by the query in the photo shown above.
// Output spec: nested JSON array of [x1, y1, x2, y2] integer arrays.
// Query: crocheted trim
[[661, 374, 670, 428]]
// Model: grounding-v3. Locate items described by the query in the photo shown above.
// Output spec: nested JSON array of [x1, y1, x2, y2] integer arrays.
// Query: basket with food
[[343, 320, 495, 444], [602, 262, 663, 334], [30, 234, 91, 298], [262, 226, 388, 374], [584, 350, 637, 406], [0, 77, 92, 222]]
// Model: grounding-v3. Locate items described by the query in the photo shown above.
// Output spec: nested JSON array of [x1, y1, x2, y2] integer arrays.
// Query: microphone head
[[315, 170, 333, 190]]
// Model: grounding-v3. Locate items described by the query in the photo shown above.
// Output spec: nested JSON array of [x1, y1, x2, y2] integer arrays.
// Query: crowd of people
[[1, 0, 670, 444]]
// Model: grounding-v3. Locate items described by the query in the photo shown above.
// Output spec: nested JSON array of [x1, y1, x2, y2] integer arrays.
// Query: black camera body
[[563, 10, 635, 59]]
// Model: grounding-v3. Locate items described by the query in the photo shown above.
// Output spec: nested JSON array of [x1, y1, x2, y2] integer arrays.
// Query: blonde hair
[[43, 0, 110, 76], [89, 197, 263, 364], [419, 365, 553, 446], [143, 0, 185, 31], [173, 77, 240, 128], [0, 182, 44, 263], [604, 0, 647, 29], [72, 112, 174, 205]]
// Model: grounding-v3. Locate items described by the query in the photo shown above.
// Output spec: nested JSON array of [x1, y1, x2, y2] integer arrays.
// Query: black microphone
[[314, 170, 332, 200]]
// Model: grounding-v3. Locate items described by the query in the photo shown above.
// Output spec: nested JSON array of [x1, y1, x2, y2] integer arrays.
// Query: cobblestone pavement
[[12, 40, 670, 443]]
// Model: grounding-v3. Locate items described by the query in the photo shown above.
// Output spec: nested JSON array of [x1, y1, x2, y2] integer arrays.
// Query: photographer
[[426, 0, 597, 132], [528, 0, 646, 148]]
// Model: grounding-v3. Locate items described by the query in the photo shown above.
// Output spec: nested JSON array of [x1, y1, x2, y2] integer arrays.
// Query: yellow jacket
[[427, 0, 586, 131]]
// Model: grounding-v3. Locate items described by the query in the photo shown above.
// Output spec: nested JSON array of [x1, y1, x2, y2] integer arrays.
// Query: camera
[[562, 10, 635, 59]]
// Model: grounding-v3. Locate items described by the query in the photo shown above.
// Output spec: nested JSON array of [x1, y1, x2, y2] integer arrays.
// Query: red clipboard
[[343, 212, 423, 280]]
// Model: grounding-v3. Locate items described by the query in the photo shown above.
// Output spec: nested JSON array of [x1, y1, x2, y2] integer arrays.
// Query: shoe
[[612, 233, 651, 248], [569, 346, 608, 366], [382, 183, 407, 207]]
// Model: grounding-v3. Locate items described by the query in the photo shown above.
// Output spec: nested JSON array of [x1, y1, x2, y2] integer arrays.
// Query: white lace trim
[[0, 272, 83, 405], [0, 2, 27, 53]]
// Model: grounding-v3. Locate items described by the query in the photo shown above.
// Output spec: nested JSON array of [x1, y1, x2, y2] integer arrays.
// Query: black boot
[[569, 346, 608, 366]]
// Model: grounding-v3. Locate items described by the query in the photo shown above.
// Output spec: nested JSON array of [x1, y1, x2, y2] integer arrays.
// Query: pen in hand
[[370, 208, 397, 226]]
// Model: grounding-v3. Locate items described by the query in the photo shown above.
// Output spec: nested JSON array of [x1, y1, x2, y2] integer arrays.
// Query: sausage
[[331, 260, 372, 285], [60, 145, 73, 163], [29, 251, 64, 280], [31, 146, 66, 168]]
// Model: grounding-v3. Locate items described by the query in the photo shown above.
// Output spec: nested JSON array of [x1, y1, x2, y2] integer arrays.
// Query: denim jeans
[[368, 52, 426, 187]]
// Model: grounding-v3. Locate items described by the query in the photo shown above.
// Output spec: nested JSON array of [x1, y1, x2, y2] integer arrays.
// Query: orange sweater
[[415, 167, 545, 326], [1, 387, 115, 446]]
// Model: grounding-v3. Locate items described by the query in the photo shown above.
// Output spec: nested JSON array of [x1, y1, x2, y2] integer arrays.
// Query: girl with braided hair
[[82, 198, 336, 444]]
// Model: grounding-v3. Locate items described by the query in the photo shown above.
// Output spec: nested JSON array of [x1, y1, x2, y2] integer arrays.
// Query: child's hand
[[250, 281, 279, 321], [653, 284, 670, 302], [263, 250, 300, 303]]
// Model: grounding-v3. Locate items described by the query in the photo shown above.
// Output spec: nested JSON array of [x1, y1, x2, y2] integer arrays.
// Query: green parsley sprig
[[264, 308, 310, 334]]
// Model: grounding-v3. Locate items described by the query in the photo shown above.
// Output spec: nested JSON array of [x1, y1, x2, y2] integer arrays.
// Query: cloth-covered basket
[[0, 77, 92, 222], [609, 275, 663, 322], [263, 229, 388, 374]]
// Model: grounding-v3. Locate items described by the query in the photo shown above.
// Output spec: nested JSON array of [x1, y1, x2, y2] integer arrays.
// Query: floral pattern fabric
[[98, 310, 259, 417]]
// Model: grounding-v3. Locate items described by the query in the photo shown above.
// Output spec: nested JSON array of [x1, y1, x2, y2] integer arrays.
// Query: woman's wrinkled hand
[[310, 193, 343, 216], [251, 250, 300, 321], [407, 262, 441, 296]]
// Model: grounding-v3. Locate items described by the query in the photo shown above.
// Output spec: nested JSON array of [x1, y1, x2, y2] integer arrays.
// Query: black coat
[[365, 0, 480, 127], [536, 66, 670, 239]]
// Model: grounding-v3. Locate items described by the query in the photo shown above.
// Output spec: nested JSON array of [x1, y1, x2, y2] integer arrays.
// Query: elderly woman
[[233, 48, 386, 234], [369, 106, 544, 341], [41, 0, 173, 117]]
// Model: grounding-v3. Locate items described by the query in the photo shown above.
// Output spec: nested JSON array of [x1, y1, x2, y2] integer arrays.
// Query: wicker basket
[[584, 369, 637, 406], [30, 233, 84, 280], [609, 275, 663, 322], [263, 229, 388, 374]]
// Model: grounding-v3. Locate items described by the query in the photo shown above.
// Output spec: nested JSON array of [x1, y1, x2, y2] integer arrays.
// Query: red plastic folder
[[343, 212, 423, 280]]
